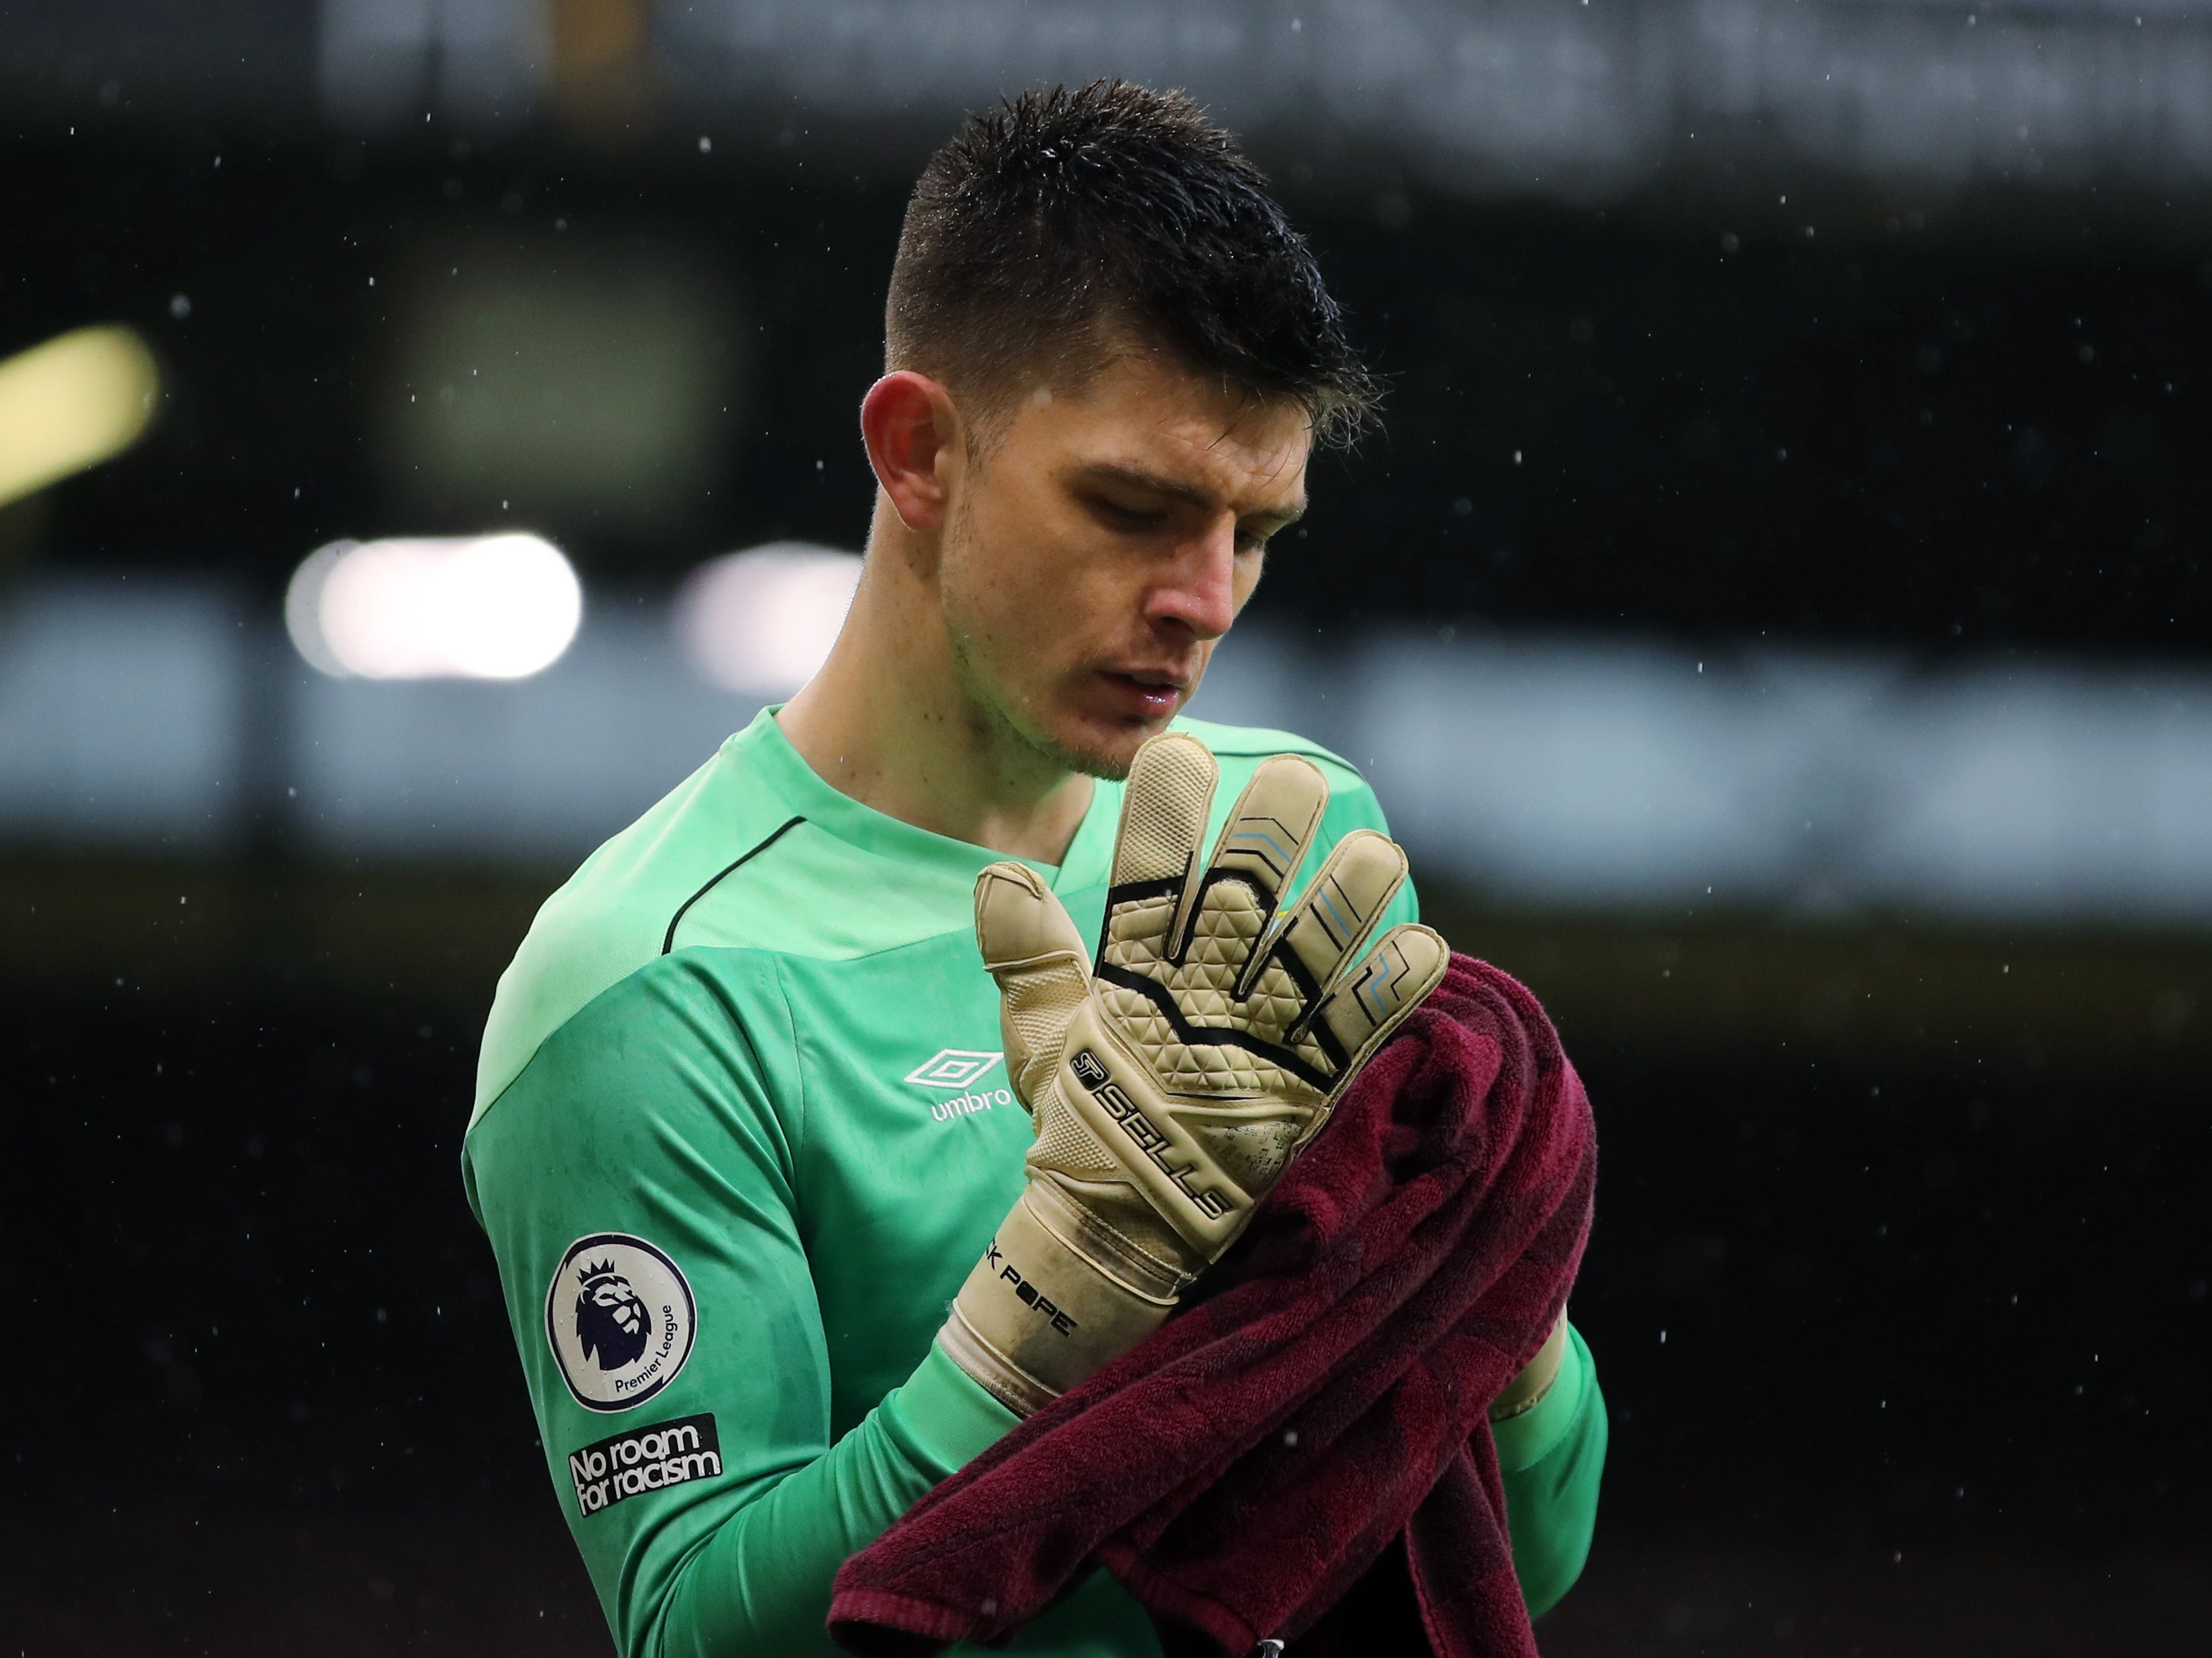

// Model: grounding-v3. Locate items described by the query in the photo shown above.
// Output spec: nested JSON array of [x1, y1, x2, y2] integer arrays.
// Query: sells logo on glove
[[1070, 1047, 1233, 1221], [546, 1232, 697, 1413]]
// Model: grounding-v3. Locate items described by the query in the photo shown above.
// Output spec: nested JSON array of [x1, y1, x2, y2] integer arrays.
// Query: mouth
[[1095, 666, 1192, 721]]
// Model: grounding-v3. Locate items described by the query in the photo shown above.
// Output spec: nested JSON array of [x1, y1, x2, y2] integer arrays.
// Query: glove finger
[[1205, 754, 1330, 911], [1268, 828, 1411, 1003], [1310, 922, 1449, 1093], [975, 860, 1088, 972], [1178, 755, 1331, 1005], [1103, 732, 1217, 970], [974, 861, 1090, 1111]]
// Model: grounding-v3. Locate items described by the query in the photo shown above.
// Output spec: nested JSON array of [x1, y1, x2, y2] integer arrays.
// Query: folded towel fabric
[[828, 954, 1598, 1658]]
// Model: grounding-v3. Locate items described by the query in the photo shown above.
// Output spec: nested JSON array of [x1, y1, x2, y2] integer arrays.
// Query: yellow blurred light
[[0, 326, 160, 509]]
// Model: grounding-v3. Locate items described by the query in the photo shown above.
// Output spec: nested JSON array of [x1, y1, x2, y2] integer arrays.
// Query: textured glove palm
[[940, 732, 1449, 1414]]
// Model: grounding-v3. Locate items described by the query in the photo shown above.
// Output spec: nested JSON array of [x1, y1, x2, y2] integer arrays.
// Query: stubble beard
[[939, 501, 1138, 785]]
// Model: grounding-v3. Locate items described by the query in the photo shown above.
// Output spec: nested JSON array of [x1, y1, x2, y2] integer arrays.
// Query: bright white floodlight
[[674, 542, 863, 696], [285, 533, 582, 680]]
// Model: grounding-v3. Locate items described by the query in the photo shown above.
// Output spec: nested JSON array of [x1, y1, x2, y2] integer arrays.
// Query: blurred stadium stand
[[6, 575, 2211, 926], [2, 4, 2207, 1655], [15, 1, 2212, 194]]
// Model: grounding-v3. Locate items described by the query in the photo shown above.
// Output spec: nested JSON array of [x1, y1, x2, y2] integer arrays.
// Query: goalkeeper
[[463, 80, 1604, 1657]]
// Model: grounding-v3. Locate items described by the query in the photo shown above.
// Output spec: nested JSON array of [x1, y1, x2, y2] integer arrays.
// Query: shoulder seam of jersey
[[662, 814, 807, 954], [768, 952, 808, 1178], [477, 919, 994, 1139], [469, 944, 801, 1145]]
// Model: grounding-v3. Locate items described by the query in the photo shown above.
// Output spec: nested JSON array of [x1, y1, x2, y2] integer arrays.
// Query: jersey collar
[[731, 708, 1120, 897]]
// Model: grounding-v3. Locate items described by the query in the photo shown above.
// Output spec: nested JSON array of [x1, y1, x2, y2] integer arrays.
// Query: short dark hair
[[887, 80, 1379, 448]]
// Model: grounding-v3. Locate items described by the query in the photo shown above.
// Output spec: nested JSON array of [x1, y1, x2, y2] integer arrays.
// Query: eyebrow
[[1077, 462, 1307, 526]]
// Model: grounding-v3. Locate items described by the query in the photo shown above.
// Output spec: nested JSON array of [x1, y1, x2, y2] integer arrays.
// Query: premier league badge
[[546, 1232, 697, 1412]]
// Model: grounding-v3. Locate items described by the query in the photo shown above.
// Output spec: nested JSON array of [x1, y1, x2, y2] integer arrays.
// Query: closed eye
[[1086, 493, 1169, 534]]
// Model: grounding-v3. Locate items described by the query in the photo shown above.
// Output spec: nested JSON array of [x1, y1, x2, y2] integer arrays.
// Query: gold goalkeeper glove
[[939, 731, 1450, 1414]]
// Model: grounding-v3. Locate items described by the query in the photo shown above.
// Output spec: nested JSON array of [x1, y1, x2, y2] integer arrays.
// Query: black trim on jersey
[[661, 816, 806, 955]]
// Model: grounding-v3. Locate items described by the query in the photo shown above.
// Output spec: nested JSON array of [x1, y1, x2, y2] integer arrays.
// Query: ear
[[860, 371, 962, 532]]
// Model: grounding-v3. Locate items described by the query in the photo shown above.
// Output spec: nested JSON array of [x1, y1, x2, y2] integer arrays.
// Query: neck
[[777, 496, 1095, 865]]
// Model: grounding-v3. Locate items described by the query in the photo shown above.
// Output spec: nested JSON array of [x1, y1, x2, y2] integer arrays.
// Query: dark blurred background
[[2, 2, 2208, 1653]]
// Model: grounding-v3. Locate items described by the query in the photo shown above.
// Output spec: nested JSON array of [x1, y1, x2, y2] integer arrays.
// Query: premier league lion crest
[[546, 1233, 697, 1412], [574, 1258, 652, 1371]]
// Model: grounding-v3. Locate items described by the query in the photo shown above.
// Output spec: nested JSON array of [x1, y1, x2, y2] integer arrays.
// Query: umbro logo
[[903, 1049, 1004, 1090]]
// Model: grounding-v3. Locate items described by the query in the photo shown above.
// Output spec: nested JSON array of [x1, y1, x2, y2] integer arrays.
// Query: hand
[[938, 732, 1449, 1414]]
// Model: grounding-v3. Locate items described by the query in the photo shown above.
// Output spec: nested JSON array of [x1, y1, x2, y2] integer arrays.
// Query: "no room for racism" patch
[[568, 1413, 723, 1517]]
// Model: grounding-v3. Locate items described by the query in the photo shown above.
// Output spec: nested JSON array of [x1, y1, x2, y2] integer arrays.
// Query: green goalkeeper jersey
[[463, 707, 1606, 1658]]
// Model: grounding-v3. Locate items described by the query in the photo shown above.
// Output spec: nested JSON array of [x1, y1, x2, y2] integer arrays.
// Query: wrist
[[938, 1184, 1178, 1415], [1488, 1312, 1569, 1423]]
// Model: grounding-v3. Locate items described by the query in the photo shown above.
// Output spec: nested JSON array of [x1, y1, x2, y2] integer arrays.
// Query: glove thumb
[[973, 861, 1090, 1112]]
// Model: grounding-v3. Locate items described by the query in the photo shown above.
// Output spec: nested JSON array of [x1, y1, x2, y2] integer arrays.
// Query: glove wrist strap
[[1487, 1312, 1571, 1423], [938, 1186, 1177, 1417]]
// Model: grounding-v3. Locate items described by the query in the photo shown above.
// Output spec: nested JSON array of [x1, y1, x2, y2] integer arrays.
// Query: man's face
[[934, 350, 1311, 781]]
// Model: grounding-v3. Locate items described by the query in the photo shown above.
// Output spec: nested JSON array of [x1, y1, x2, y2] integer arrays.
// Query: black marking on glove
[[1069, 1046, 1237, 1220], [1085, 962, 1339, 1094], [989, 1242, 1078, 1334], [1094, 873, 1190, 970]]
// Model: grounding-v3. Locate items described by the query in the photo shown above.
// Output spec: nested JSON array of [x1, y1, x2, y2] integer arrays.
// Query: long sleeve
[[657, 1344, 1014, 1655], [1492, 1324, 1607, 1618], [463, 953, 1017, 1658]]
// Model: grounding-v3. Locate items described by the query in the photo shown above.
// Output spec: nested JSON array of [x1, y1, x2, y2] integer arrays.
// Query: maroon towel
[[828, 954, 1597, 1657]]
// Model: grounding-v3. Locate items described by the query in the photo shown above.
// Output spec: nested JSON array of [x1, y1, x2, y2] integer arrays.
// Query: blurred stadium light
[[7, 574, 2211, 926], [0, 326, 158, 511], [674, 542, 863, 696], [287, 603, 759, 856], [284, 533, 583, 680]]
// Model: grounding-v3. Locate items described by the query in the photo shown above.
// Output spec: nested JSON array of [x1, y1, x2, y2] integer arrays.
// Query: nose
[[1144, 522, 1240, 643]]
